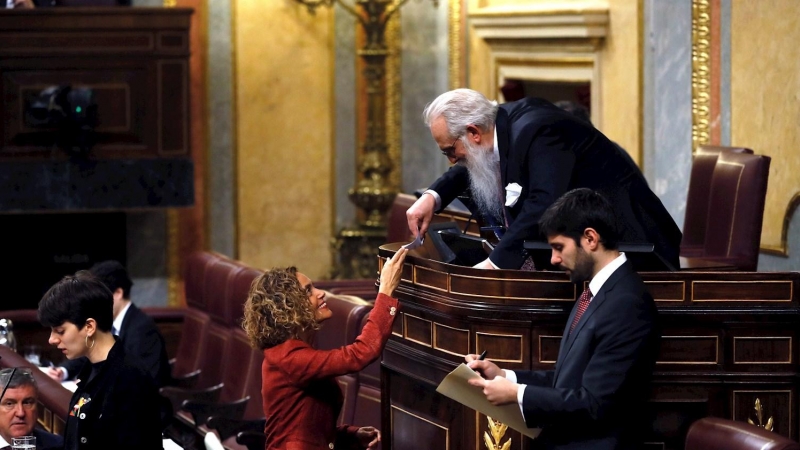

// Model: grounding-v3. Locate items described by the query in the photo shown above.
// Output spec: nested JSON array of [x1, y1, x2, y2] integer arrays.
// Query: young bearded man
[[466, 188, 660, 450]]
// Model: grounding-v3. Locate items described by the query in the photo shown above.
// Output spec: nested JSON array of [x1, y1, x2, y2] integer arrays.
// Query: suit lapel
[[495, 106, 510, 187], [553, 262, 634, 383]]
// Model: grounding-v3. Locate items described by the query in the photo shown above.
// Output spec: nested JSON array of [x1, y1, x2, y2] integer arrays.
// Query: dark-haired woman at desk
[[38, 271, 164, 450], [243, 248, 408, 450]]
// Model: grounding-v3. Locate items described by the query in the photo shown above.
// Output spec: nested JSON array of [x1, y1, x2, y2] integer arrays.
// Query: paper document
[[436, 364, 541, 439], [401, 233, 424, 250]]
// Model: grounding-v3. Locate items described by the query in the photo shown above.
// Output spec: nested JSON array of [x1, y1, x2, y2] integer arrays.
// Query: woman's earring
[[84, 334, 96, 349]]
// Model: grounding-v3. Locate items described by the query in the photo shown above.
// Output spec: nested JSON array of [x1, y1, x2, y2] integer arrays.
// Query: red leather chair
[[686, 417, 800, 450], [682, 145, 753, 257], [351, 310, 384, 449], [701, 151, 771, 271], [386, 193, 417, 244]]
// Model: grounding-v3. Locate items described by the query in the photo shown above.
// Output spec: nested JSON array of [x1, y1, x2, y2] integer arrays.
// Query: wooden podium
[[377, 244, 800, 450]]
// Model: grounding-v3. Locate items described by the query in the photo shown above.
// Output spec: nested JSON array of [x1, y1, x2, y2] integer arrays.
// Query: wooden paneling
[[0, 8, 192, 161], [379, 244, 800, 450]]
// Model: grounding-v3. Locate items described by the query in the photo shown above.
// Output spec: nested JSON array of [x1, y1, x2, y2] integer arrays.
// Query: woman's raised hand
[[378, 248, 408, 297]]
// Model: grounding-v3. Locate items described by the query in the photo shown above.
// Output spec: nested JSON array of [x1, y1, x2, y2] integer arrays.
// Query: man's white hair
[[422, 89, 499, 138]]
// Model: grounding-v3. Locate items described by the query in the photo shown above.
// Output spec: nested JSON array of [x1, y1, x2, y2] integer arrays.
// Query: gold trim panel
[[760, 192, 800, 256], [391, 405, 450, 450], [404, 313, 433, 348], [732, 390, 792, 433], [166, 209, 181, 307], [392, 311, 404, 337], [538, 335, 562, 364], [733, 336, 792, 364], [655, 335, 719, 365], [448, 0, 461, 89], [433, 322, 470, 357], [414, 265, 450, 293], [691, 280, 794, 302], [645, 280, 687, 302], [476, 331, 524, 363], [691, 0, 711, 153]]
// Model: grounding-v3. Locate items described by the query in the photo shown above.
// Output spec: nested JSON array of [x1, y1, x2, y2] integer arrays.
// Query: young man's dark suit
[[514, 260, 659, 449], [428, 97, 682, 270], [62, 303, 171, 387]]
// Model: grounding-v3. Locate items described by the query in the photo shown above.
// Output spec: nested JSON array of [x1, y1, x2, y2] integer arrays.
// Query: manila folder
[[436, 363, 541, 439]]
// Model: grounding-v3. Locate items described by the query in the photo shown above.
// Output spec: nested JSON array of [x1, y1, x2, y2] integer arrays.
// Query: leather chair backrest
[[352, 311, 384, 449], [702, 151, 770, 271], [682, 146, 754, 255], [386, 193, 417, 244], [204, 258, 245, 325], [242, 344, 265, 420], [227, 267, 263, 328], [171, 307, 211, 377], [184, 251, 222, 310], [314, 293, 373, 353], [195, 320, 231, 389], [686, 417, 800, 450], [218, 329, 258, 403]]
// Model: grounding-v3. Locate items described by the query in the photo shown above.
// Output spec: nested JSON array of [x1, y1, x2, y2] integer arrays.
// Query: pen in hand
[[478, 350, 487, 361]]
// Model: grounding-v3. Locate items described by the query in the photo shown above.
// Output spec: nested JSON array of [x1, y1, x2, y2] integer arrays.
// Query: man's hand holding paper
[[467, 374, 520, 406]]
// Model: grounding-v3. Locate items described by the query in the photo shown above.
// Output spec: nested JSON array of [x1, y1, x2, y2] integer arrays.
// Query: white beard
[[458, 139, 503, 223]]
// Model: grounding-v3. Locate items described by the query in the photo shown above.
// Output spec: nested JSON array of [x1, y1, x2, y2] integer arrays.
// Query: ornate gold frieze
[[747, 398, 774, 431], [691, 0, 711, 153], [484, 416, 511, 450], [448, 0, 462, 89]]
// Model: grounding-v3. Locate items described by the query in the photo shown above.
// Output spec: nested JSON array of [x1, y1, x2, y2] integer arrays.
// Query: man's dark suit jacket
[[63, 303, 171, 387], [32, 426, 64, 450], [515, 261, 659, 450], [428, 97, 682, 270]]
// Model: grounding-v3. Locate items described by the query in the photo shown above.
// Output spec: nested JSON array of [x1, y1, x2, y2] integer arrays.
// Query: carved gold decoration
[[747, 398, 774, 431], [691, 0, 711, 153], [483, 416, 511, 450], [760, 192, 800, 256], [166, 209, 181, 307], [448, 0, 461, 89], [294, 0, 438, 278]]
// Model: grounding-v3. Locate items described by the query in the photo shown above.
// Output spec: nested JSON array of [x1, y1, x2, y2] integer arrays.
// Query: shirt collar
[[588, 252, 627, 296], [112, 301, 132, 335], [0, 435, 9, 447]]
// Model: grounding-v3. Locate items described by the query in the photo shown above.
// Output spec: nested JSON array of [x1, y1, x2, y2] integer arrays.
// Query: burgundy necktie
[[569, 287, 593, 333]]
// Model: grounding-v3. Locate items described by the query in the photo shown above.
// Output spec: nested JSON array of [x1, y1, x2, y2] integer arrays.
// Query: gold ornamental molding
[[747, 398, 774, 432], [761, 192, 800, 257], [448, 0, 462, 89], [166, 209, 181, 307], [484, 416, 511, 450], [469, 2, 609, 41], [691, 0, 711, 153]]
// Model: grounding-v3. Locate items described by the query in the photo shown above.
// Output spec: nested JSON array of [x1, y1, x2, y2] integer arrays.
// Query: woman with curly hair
[[243, 248, 408, 450]]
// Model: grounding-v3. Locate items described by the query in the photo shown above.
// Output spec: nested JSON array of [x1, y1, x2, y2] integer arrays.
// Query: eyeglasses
[[440, 137, 460, 158]]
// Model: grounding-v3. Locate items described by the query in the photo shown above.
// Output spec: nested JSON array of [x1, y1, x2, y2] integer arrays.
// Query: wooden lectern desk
[[377, 244, 800, 450]]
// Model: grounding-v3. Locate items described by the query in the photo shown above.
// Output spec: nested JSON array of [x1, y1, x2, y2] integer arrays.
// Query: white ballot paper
[[436, 363, 541, 439], [401, 233, 424, 250]]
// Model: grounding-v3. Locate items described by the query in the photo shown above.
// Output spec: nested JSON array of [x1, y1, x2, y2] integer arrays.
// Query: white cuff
[[422, 189, 441, 211], [503, 369, 516, 383]]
